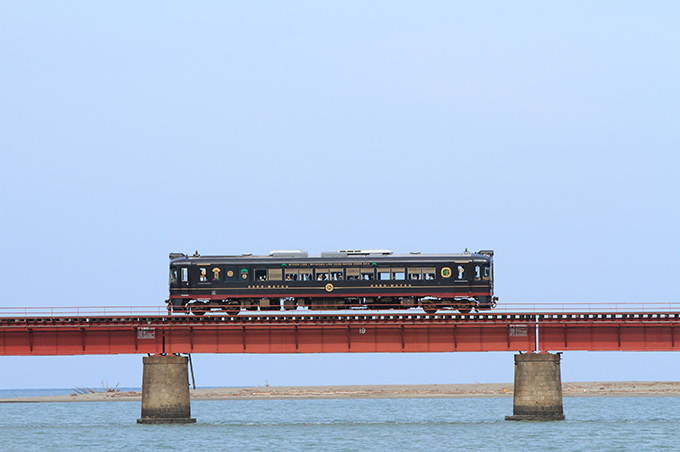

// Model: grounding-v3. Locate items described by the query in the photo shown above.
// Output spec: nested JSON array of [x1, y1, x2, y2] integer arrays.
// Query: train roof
[[169, 249, 493, 265]]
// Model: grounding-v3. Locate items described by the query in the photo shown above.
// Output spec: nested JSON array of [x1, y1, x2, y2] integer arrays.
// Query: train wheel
[[423, 304, 437, 315], [190, 303, 208, 316], [224, 305, 239, 316], [259, 298, 281, 311], [283, 298, 297, 310], [456, 300, 475, 314], [380, 298, 399, 310]]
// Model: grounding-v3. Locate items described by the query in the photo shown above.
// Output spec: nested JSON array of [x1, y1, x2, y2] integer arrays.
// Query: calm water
[[1, 392, 679, 451]]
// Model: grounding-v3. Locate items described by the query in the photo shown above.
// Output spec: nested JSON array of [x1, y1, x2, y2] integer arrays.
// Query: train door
[[178, 267, 190, 293], [197, 265, 211, 295], [168, 266, 191, 311], [454, 263, 470, 296]]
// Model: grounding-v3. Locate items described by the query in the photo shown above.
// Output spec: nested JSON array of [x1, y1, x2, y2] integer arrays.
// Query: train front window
[[181, 267, 188, 283], [170, 268, 178, 284], [483, 265, 490, 280]]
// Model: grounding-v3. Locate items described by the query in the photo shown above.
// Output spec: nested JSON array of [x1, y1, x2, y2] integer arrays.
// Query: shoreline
[[2, 381, 680, 403]]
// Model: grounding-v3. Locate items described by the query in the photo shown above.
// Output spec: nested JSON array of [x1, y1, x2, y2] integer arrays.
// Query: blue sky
[[1, 2, 679, 389]]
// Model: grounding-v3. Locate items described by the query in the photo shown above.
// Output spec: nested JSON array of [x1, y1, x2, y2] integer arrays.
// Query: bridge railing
[[495, 302, 680, 313], [0, 302, 679, 318], [0, 306, 171, 318]]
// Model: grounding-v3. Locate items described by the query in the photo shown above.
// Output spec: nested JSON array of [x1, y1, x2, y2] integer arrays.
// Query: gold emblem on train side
[[325, 283, 334, 292], [441, 267, 452, 278], [227, 270, 234, 277]]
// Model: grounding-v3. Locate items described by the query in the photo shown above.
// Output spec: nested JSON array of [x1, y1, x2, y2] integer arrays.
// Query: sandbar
[[2, 381, 679, 403]]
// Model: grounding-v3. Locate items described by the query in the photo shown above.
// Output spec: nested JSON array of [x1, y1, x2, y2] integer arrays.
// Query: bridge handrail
[[0, 302, 679, 318]]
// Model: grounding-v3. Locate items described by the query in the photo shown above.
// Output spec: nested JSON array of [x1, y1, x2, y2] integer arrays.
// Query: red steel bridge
[[1, 304, 679, 356]]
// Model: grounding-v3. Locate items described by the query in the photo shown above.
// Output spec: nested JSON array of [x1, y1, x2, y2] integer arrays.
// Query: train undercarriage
[[170, 296, 496, 316]]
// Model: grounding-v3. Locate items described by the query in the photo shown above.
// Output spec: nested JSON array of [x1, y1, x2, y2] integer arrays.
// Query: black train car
[[167, 249, 496, 315]]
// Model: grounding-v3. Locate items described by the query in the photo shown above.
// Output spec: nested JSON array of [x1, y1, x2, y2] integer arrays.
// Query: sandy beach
[[2, 381, 679, 403]]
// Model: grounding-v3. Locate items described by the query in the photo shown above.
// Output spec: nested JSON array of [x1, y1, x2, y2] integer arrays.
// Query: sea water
[[0, 392, 678, 451]]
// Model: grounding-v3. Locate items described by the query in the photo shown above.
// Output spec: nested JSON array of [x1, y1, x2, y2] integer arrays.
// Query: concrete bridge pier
[[137, 354, 196, 424], [505, 352, 565, 421]]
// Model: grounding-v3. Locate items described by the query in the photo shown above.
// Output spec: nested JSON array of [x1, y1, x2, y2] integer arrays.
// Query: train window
[[457, 265, 466, 280], [408, 268, 421, 280], [482, 265, 490, 280], [268, 268, 283, 281], [300, 269, 313, 281], [255, 269, 267, 281], [331, 270, 343, 280], [199, 268, 208, 282], [361, 268, 375, 280], [423, 267, 435, 280], [378, 268, 391, 280], [170, 268, 178, 284], [475, 265, 481, 280], [392, 268, 405, 280], [181, 267, 189, 283], [240, 268, 249, 281], [211, 267, 221, 281], [346, 268, 360, 280], [284, 269, 299, 281], [316, 268, 329, 280]]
